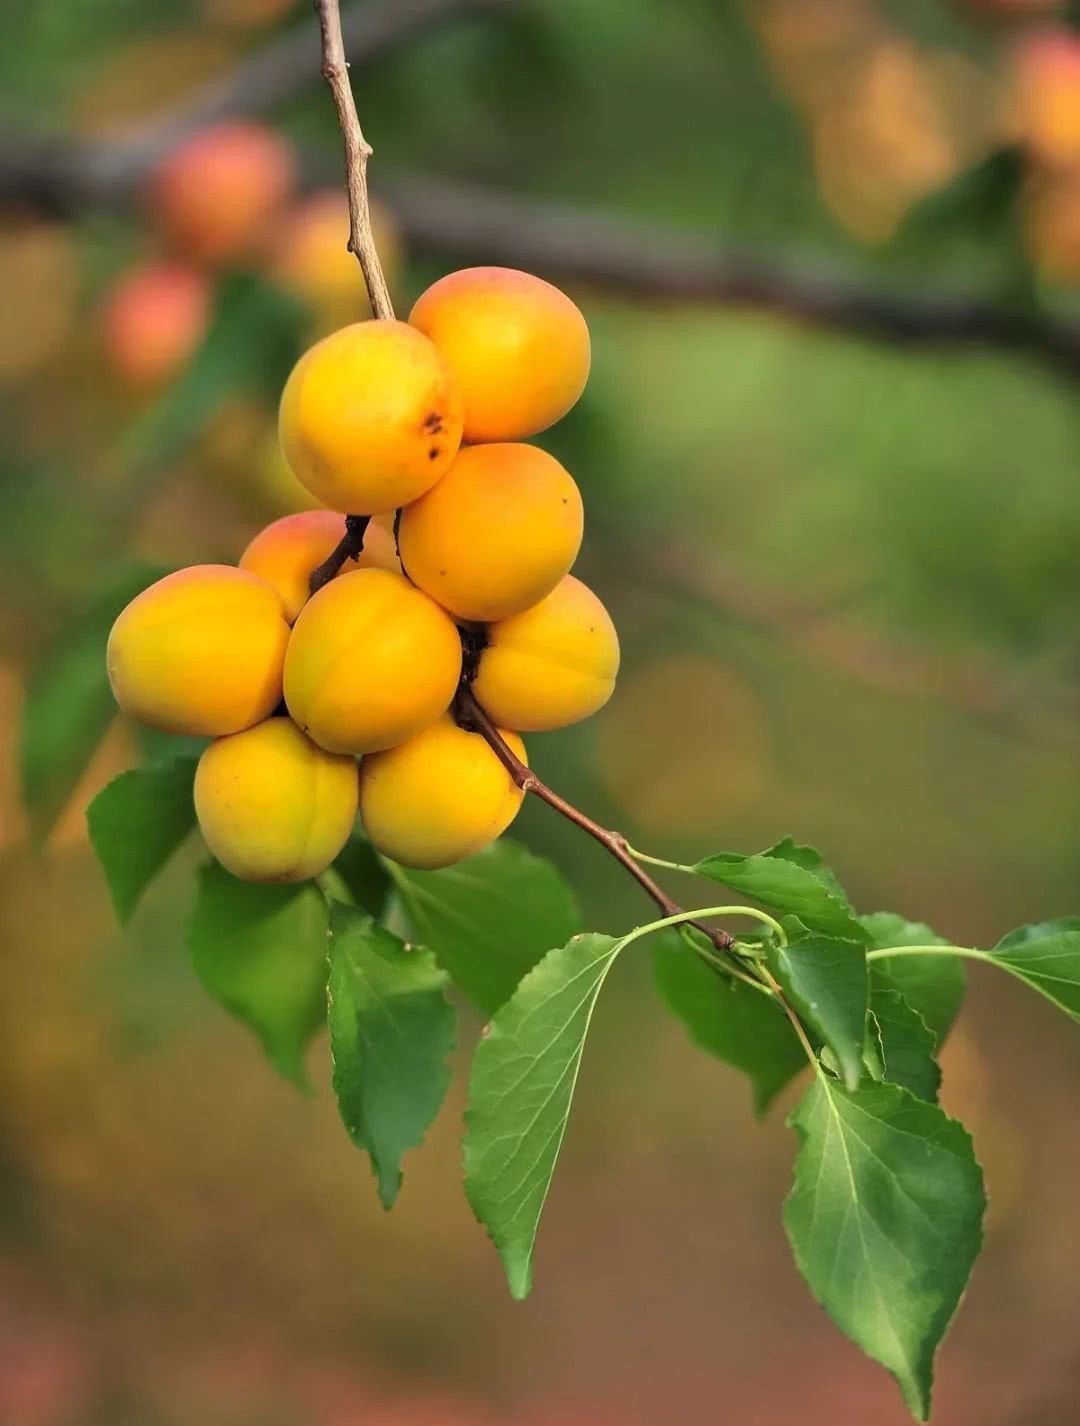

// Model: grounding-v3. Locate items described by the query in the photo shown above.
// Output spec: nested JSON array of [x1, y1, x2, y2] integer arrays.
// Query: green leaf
[[327, 903, 455, 1209], [465, 931, 622, 1299], [992, 918, 1080, 1021], [695, 843, 866, 943], [87, 760, 197, 924], [770, 935, 867, 1091], [869, 989, 940, 1103], [20, 563, 169, 841], [188, 863, 329, 1089], [332, 832, 392, 917], [653, 929, 805, 1113], [785, 1079, 985, 1421], [765, 837, 847, 898], [862, 912, 965, 1043], [389, 840, 581, 1015]]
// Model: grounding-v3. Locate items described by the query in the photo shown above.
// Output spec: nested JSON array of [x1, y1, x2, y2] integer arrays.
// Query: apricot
[[472, 575, 620, 731], [101, 261, 210, 389], [397, 443, 583, 622], [239, 510, 399, 623], [360, 715, 526, 869], [148, 121, 295, 265], [284, 568, 460, 754], [409, 267, 590, 442], [1014, 29, 1080, 167], [278, 320, 463, 514], [271, 189, 400, 322], [107, 565, 289, 736], [194, 717, 358, 883]]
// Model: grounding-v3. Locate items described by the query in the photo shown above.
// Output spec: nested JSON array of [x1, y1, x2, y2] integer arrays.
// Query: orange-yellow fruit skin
[[278, 320, 464, 514], [149, 121, 295, 266], [397, 443, 583, 622], [107, 566, 290, 736], [284, 568, 461, 754], [239, 510, 399, 624], [409, 267, 590, 442], [271, 189, 400, 322], [194, 717, 358, 883], [472, 575, 620, 732], [359, 715, 526, 869], [101, 261, 210, 389]]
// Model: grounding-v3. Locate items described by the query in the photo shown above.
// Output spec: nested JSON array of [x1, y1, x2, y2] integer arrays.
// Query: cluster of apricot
[[106, 267, 620, 880]]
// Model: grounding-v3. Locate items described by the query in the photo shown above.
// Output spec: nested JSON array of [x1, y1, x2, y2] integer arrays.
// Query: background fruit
[[283, 568, 461, 754], [398, 442, 584, 621], [194, 716, 358, 882], [409, 266, 590, 442], [270, 189, 401, 324], [359, 715, 526, 868], [472, 575, 620, 731], [107, 565, 289, 735], [238, 510, 399, 624], [278, 319, 464, 513], [100, 261, 210, 389], [148, 120, 296, 265]]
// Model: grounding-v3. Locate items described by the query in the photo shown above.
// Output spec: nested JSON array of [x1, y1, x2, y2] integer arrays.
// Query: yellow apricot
[[472, 575, 620, 731], [284, 568, 461, 754], [239, 510, 399, 623], [194, 717, 358, 883], [360, 715, 525, 869], [107, 565, 289, 736], [409, 267, 590, 442], [397, 443, 584, 622], [278, 320, 463, 514]]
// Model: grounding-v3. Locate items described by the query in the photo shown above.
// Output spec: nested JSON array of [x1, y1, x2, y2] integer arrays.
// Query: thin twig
[[454, 684, 737, 955], [314, 0, 395, 320], [308, 513, 370, 593]]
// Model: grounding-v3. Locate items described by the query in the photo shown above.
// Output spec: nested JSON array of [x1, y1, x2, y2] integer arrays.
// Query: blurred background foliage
[[1, 1, 1079, 1423]]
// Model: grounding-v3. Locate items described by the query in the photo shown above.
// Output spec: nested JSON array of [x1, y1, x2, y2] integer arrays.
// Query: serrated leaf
[[20, 563, 169, 841], [771, 935, 867, 1091], [389, 840, 581, 1015], [188, 863, 329, 1089], [869, 989, 940, 1103], [785, 1079, 985, 1421], [653, 929, 805, 1114], [87, 760, 197, 924], [765, 838, 846, 898], [327, 903, 455, 1209], [465, 931, 622, 1299], [992, 918, 1080, 1020], [862, 912, 965, 1043], [695, 843, 866, 943], [332, 831, 392, 917]]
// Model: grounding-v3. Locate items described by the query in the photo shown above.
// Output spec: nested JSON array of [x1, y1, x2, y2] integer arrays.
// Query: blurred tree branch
[[0, 0, 521, 210], [378, 175, 1080, 379], [0, 0, 1076, 376]]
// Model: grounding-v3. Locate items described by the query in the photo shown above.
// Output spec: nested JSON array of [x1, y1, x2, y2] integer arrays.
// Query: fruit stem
[[314, 0, 396, 322], [308, 513, 370, 594], [453, 683, 738, 958]]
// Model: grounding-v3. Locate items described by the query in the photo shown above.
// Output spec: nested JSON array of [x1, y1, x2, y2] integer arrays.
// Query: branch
[[454, 685, 736, 956], [376, 173, 1080, 379], [303, 6, 743, 965], [314, 0, 394, 320]]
